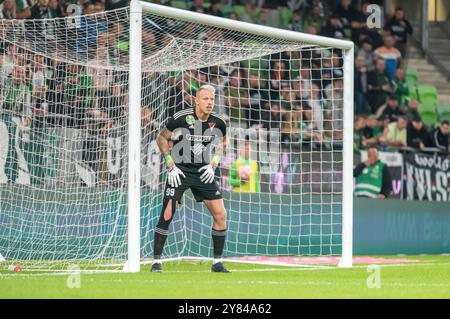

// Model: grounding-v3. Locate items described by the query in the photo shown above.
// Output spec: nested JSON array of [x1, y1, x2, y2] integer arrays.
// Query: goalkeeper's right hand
[[168, 165, 185, 188], [165, 155, 185, 188]]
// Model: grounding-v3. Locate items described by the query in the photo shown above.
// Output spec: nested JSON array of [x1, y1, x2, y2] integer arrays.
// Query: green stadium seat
[[233, 5, 245, 19], [343, 28, 352, 38], [408, 85, 418, 101], [172, 1, 188, 10], [406, 67, 418, 87], [418, 85, 439, 105], [418, 102, 439, 127], [437, 103, 450, 122], [280, 7, 293, 28], [221, 4, 233, 17]]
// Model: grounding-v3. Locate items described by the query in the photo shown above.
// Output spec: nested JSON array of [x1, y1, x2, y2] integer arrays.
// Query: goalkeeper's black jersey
[[165, 108, 227, 173]]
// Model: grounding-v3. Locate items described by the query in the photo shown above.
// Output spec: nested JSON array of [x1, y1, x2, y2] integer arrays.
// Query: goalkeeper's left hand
[[198, 164, 215, 184]]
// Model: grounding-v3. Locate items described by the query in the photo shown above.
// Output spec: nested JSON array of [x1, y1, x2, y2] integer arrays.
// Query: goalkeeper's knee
[[156, 198, 176, 231]]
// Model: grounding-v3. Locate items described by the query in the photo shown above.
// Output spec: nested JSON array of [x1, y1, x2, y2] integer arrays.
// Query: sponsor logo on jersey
[[208, 122, 215, 129], [186, 134, 214, 142], [186, 115, 195, 125], [192, 143, 206, 155]]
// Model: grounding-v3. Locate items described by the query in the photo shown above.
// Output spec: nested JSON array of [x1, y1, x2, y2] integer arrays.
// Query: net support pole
[[124, 0, 142, 273], [339, 46, 354, 268]]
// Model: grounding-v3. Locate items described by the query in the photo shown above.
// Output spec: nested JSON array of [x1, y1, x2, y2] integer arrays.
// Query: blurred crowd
[[0, 0, 449, 187]]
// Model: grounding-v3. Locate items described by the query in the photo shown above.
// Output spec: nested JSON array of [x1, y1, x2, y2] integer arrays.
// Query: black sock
[[153, 229, 168, 260], [211, 228, 226, 259]]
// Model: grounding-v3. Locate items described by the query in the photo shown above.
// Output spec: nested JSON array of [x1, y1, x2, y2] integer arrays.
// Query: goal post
[[125, 0, 142, 273], [0, 0, 354, 271]]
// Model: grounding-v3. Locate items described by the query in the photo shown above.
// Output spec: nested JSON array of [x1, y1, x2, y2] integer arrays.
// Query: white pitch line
[[3, 275, 450, 289], [1, 261, 449, 278]]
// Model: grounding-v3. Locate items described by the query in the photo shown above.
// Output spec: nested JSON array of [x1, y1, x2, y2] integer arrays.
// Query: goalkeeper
[[151, 85, 230, 273]]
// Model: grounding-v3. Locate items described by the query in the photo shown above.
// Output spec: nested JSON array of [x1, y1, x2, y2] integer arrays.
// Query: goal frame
[[126, 0, 354, 272]]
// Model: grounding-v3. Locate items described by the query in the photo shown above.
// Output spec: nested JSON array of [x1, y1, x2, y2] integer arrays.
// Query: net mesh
[[0, 5, 345, 268]]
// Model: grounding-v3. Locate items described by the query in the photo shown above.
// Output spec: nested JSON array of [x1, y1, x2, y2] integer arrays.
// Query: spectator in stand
[[354, 115, 366, 150], [261, 102, 282, 130], [28, 0, 62, 41], [223, 68, 249, 124], [407, 115, 431, 151], [301, 0, 327, 18], [405, 99, 420, 122], [208, 0, 224, 17], [379, 115, 408, 148], [16, 0, 31, 19], [303, 5, 326, 34], [64, 63, 94, 128], [190, 0, 205, 12], [367, 58, 393, 114], [384, 7, 413, 58], [391, 67, 409, 107], [105, 0, 129, 11], [348, 1, 369, 44], [228, 11, 238, 20], [30, 0, 53, 19], [354, 54, 369, 114], [374, 33, 402, 79], [240, 1, 256, 23], [0, 65, 28, 184], [364, 115, 383, 147], [280, 82, 295, 110], [255, 8, 269, 26], [333, 0, 358, 39], [357, 37, 375, 72], [298, 63, 313, 98], [268, 60, 288, 100], [76, 2, 101, 60], [305, 24, 318, 35], [322, 13, 345, 40], [376, 95, 405, 123], [229, 141, 260, 193], [324, 78, 344, 142], [309, 83, 324, 132], [0, 0, 16, 19], [298, 103, 323, 148], [320, 51, 343, 90], [246, 72, 269, 127], [287, 10, 303, 32], [354, 1, 383, 48], [354, 145, 392, 198], [281, 108, 301, 145], [431, 120, 450, 153], [24, 54, 49, 185]]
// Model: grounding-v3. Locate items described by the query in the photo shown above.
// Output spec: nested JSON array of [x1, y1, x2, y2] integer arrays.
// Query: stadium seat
[[418, 85, 439, 105], [406, 67, 418, 87], [343, 28, 352, 38], [280, 7, 293, 28], [418, 102, 439, 127], [437, 103, 450, 122], [221, 4, 232, 16], [233, 5, 245, 19], [172, 0, 188, 10]]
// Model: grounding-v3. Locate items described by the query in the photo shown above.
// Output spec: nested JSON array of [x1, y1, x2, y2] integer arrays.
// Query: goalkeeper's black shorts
[[163, 169, 222, 203]]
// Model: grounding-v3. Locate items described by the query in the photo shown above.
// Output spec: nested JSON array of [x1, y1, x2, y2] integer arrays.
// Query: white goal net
[[0, 2, 353, 270]]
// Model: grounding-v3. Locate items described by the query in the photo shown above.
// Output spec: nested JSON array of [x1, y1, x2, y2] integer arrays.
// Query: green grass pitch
[[1, 255, 449, 299]]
